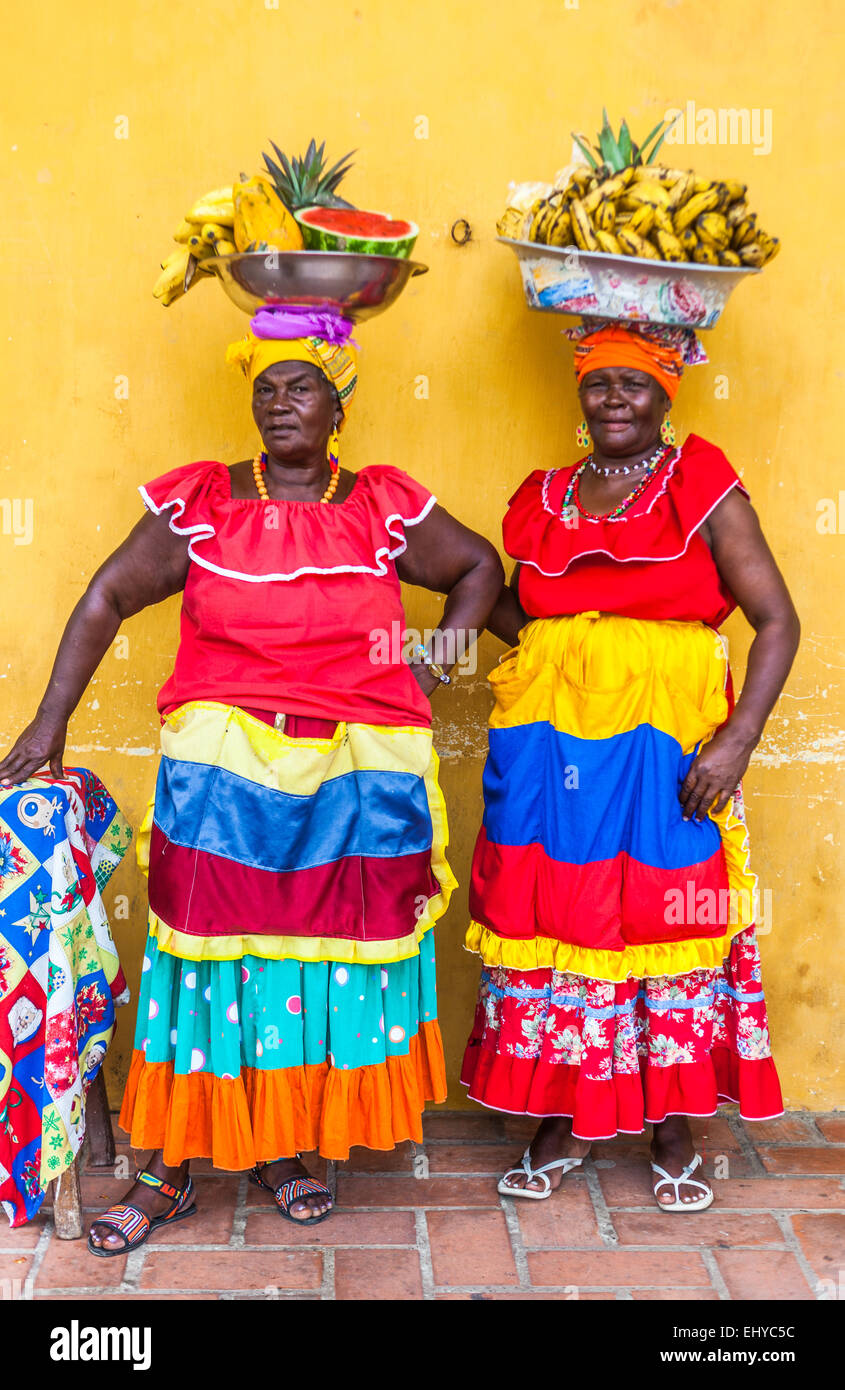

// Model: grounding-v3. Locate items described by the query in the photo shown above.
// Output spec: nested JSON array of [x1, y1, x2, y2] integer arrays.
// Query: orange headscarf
[[573, 325, 686, 401]]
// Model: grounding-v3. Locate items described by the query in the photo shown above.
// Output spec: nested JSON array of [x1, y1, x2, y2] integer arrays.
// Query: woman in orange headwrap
[[0, 310, 504, 1247], [462, 320, 800, 1211]]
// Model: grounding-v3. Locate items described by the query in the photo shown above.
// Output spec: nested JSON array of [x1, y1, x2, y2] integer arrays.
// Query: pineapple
[[571, 108, 682, 178], [262, 138, 356, 211]]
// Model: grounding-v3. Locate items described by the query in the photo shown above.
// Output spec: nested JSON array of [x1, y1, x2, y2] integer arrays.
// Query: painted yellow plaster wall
[[2, 0, 841, 1110]]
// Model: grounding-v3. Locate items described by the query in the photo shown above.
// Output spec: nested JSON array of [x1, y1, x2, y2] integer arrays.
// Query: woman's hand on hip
[[679, 725, 757, 822], [0, 709, 69, 786]]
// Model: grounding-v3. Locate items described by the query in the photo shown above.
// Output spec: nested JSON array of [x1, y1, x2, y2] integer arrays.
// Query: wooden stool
[[52, 1069, 115, 1240]]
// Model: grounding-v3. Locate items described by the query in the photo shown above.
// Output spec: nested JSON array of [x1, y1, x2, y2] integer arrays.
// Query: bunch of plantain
[[153, 186, 236, 306], [514, 165, 779, 269]]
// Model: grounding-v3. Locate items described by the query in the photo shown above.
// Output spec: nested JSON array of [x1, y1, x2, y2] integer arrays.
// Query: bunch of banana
[[510, 164, 780, 270], [153, 186, 236, 307]]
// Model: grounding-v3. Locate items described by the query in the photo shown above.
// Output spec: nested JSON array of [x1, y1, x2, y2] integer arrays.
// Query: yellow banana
[[497, 207, 525, 239], [213, 238, 237, 256], [739, 242, 766, 267], [570, 198, 600, 251], [153, 248, 191, 300], [567, 168, 593, 196], [652, 206, 675, 235], [673, 188, 720, 232], [695, 213, 731, 250], [173, 220, 195, 243], [678, 228, 699, 256], [617, 227, 660, 259], [727, 201, 750, 228], [201, 221, 230, 245], [533, 200, 560, 244], [632, 165, 691, 184], [622, 180, 672, 210], [195, 186, 235, 207], [526, 198, 547, 241], [718, 249, 742, 266], [692, 177, 716, 194], [629, 204, 656, 236], [666, 171, 696, 211], [581, 168, 635, 214], [547, 208, 573, 247], [732, 215, 758, 249], [713, 183, 732, 212], [756, 231, 781, 263], [159, 247, 187, 271], [692, 243, 719, 264], [593, 200, 616, 233], [185, 202, 235, 226], [595, 229, 622, 254], [655, 230, 687, 261], [722, 179, 747, 203]]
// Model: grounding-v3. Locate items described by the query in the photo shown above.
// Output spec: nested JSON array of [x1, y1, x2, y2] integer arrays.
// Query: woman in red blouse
[[461, 322, 800, 1211], [0, 313, 503, 1248]]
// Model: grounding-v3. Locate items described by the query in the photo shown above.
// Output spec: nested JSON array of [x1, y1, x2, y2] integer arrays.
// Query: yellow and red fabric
[[119, 704, 455, 1163], [467, 613, 756, 983]]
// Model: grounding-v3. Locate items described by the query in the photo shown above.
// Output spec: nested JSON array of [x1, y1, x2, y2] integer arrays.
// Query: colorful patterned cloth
[[0, 770, 131, 1226], [462, 931, 781, 1137], [119, 706, 454, 1165], [463, 614, 783, 1133]]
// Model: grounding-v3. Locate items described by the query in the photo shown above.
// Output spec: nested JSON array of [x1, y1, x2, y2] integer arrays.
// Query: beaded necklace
[[564, 443, 673, 523], [252, 450, 340, 505]]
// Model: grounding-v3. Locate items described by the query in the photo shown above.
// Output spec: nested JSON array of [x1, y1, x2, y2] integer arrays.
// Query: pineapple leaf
[[571, 132, 599, 170], [618, 120, 633, 165], [643, 112, 681, 163]]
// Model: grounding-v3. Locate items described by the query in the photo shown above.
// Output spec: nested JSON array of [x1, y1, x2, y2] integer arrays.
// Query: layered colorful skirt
[[461, 613, 783, 1138], [119, 701, 455, 1165]]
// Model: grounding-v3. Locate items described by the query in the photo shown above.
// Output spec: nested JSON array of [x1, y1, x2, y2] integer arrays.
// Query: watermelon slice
[[294, 207, 418, 259]]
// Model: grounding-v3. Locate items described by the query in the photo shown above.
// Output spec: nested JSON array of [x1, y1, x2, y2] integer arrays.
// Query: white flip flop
[[497, 1147, 584, 1200], [651, 1151, 714, 1212]]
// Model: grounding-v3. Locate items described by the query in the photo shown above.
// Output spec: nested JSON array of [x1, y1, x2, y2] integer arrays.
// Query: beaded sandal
[[87, 1169, 197, 1257], [250, 1158, 334, 1226]]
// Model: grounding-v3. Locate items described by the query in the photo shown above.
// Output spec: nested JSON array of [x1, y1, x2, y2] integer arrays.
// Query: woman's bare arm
[[0, 513, 191, 784], [395, 504, 504, 694], [680, 489, 800, 820]]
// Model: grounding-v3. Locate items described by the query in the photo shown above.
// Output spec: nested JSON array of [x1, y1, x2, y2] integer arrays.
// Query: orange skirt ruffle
[[118, 1019, 447, 1167]]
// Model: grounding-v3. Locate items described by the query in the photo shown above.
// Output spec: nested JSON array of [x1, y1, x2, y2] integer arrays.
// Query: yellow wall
[[2, 0, 841, 1110]]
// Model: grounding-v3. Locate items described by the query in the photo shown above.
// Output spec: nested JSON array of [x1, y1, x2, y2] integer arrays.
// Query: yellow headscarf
[[226, 331, 358, 422]]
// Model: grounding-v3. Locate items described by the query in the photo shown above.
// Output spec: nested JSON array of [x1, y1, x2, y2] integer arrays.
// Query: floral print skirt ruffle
[[460, 927, 783, 1140]]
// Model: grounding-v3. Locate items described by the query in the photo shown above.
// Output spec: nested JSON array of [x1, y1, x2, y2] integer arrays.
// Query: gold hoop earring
[[576, 420, 592, 451], [660, 416, 676, 446]]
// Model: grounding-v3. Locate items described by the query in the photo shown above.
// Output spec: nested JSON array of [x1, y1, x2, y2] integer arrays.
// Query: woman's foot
[[499, 1116, 592, 1195], [88, 1151, 190, 1252], [650, 1115, 713, 1208], [255, 1157, 333, 1221]]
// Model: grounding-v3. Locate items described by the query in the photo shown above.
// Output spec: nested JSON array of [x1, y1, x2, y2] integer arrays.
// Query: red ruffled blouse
[[506, 434, 748, 627], [140, 460, 437, 725]]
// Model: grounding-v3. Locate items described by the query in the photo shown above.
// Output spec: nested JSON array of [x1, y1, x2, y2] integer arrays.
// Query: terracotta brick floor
[[4, 1109, 844, 1301]]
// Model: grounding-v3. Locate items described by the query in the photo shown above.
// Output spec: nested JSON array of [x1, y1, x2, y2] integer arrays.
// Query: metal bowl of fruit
[[202, 250, 429, 321], [495, 111, 777, 330], [499, 237, 759, 330]]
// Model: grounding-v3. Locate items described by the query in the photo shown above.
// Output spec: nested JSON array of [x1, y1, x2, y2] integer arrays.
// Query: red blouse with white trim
[[506, 434, 748, 627], [139, 460, 437, 725]]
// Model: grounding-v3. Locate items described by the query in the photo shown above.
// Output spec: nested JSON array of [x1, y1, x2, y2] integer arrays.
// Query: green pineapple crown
[[571, 108, 682, 176], [263, 138, 357, 211]]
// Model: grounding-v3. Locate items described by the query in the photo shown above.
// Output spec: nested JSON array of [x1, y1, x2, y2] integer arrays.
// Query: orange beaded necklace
[[252, 450, 340, 505]]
